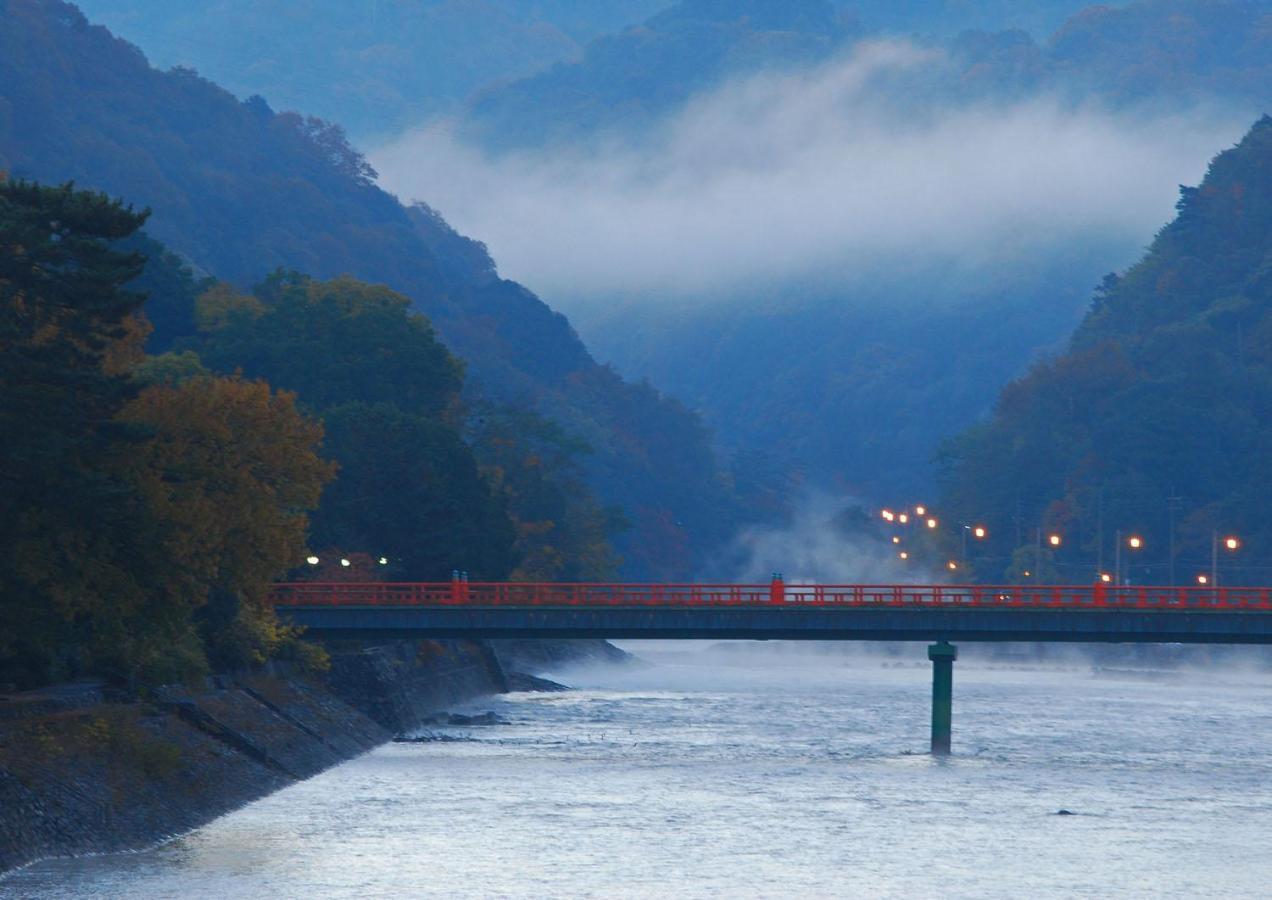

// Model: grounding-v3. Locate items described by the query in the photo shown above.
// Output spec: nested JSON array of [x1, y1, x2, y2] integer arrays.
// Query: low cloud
[[726, 495, 934, 585], [372, 40, 1247, 308]]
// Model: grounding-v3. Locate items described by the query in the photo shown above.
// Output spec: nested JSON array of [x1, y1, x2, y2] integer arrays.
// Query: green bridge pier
[[928, 641, 958, 755]]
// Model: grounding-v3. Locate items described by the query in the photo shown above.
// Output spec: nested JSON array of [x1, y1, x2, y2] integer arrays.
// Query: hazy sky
[[372, 41, 1247, 311]]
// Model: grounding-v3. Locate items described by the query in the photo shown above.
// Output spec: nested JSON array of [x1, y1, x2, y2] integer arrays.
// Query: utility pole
[[1095, 487, 1104, 579], [1167, 491, 1182, 587], [1115, 529, 1123, 586]]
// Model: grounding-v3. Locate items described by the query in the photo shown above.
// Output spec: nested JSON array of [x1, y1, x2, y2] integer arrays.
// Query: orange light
[[1225, 536, 1240, 551], [898, 513, 909, 524], [1128, 536, 1143, 549], [1100, 573, 1112, 583], [881, 509, 895, 521], [1023, 570, 1032, 578], [973, 526, 987, 539], [1048, 533, 1061, 547], [915, 505, 927, 516], [1197, 574, 1210, 585], [899, 551, 909, 560], [947, 560, 958, 571], [926, 518, 938, 529]]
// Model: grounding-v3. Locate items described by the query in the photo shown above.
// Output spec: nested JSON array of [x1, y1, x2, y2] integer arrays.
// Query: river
[[6, 643, 1272, 898]]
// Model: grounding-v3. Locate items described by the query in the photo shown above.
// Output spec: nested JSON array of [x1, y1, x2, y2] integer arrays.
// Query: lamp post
[[1211, 532, 1240, 586], [1114, 530, 1143, 585]]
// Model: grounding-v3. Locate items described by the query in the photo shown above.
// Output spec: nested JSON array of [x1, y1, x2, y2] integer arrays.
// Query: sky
[[372, 40, 1249, 312]]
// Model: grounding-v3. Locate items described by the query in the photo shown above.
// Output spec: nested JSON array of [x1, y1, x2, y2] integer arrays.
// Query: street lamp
[[1048, 533, 1062, 547], [1211, 531, 1240, 586], [306, 555, 320, 565], [898, 513, 910, 524], [899, 551, 909, 560], [926, 517, 938, 530], [915, 505, 927, 516], [1114, 531, 1144, 585]]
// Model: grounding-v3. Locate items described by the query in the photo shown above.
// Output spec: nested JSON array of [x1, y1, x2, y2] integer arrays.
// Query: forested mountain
[[70, 0, 671, 140], [938, 117, 1272, 585], [0, 0, 744, 580]]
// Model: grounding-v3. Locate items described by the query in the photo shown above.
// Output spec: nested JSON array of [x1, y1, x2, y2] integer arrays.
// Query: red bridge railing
[[268, 582, 1272, 611]]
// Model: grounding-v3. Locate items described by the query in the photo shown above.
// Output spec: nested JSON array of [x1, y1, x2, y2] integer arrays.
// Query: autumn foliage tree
[[1, 181, 330, 686]]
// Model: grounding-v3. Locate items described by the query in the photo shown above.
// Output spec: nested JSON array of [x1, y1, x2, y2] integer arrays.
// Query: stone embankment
[[0, 638, 623, 873]]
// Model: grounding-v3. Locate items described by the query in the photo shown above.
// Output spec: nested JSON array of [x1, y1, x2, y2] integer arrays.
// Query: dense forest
[[1, 181, 330, 687], [0, 178, 624, 689], [0, 0, 747, 580], [937, 117, 1272, 586]]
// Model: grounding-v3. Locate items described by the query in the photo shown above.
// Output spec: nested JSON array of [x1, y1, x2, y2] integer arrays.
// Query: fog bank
[[373, 41, 1246, 307]]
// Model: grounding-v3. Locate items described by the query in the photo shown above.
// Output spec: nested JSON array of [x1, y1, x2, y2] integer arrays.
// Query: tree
[[119, 376, 334, 670], [197, 271, 462, 420], [311, 402, 516, 581], [470, 405, 625, 581], [0, 179, 154, 686]]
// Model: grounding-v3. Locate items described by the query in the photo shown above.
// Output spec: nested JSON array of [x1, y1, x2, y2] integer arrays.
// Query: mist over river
[[7, 643, 1272, 899]]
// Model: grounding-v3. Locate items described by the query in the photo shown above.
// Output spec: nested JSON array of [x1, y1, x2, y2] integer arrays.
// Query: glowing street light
[[378, 556, 389, 565], [306, 555, 320, 566], [1211, 531, 1241, 585], [926, 517, 938, 529], [891, 536, 901, 544], [973, 526, 987, 539], [899, 551, 909, 560], [340, 558, 351, 567], [915, 505, 927, 516], [947, 560, 958, 571], [1197, 574, 1210, 585], [1048, 533, 1062, 547], [898, 513, 910, 524], [881, 509, 895, 522], [1100, 573, 1112, 584], [1114, 530, 1143, 585]]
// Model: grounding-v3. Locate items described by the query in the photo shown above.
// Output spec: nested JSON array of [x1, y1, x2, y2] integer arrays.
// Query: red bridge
[[270, 579, 1272, 755], [270, 580, 1272, 611]]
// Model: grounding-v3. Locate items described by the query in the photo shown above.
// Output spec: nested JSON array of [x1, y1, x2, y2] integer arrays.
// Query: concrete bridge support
[[928, 641, 957, 755]]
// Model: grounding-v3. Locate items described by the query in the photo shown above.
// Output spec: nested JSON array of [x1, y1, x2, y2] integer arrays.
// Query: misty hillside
[[71, 0, 671, 139], [0, 0, 746, 580], [467, 0, 1271, 151], [395, 0, 1270, 503], [939, 116, 1272, 584]]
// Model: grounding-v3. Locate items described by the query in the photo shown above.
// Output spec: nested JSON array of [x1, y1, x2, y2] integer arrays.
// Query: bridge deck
[[270, 583, 1272, 644]]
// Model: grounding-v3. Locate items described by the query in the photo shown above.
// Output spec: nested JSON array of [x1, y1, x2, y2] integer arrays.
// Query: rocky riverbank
[[0, 638, 625, 874]]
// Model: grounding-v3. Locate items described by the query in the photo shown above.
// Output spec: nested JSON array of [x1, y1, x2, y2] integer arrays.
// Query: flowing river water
[[6, 643, 1272, 898]]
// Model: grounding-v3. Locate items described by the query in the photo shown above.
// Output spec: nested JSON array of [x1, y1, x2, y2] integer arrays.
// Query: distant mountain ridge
[[70, 0, 672, 140]]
